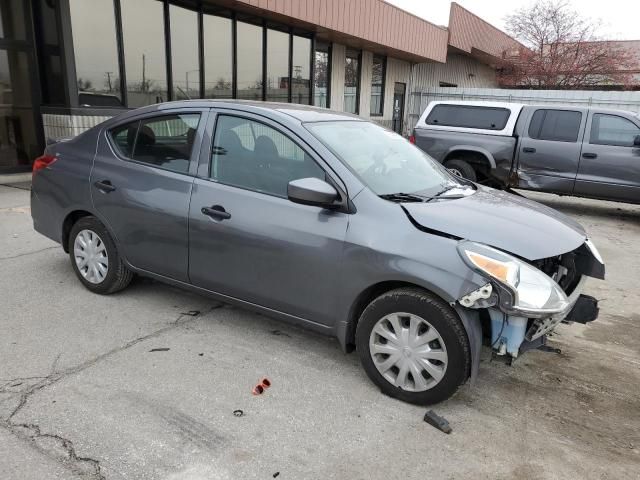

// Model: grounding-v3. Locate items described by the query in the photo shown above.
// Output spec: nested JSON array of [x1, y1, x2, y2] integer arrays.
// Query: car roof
[[121, 99, 364, 123]]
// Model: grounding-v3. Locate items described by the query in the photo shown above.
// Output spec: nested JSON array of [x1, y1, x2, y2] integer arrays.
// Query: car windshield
[[305, 120, 462, 196]]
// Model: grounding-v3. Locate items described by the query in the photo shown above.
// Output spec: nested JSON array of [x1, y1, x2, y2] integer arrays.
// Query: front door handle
[[201, 205, 231, 221], [582, 152, 598, 159], [94, 180, 116, 193], [523, 147, 536, 153]]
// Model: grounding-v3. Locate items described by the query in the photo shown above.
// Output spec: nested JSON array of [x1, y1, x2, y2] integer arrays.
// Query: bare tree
[[500, 0, 635, 89]]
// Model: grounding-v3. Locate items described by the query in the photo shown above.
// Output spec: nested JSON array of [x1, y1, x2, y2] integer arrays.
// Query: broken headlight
[[457, 241, 570, 317]]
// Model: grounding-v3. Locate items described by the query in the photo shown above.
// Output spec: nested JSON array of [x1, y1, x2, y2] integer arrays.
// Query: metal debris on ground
[[149, 348, 170, 352], [233, 409, 244, 417], [424, 410, 452, 434]]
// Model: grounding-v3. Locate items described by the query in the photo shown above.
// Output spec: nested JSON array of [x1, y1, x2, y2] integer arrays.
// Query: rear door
[[516, 108, 586, 193], [575, 111, 640, 202], [91, 108, 207, 281]]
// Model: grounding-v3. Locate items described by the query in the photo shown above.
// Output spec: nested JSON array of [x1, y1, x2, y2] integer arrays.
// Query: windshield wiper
[[379, 193, 427, 203], [424, 184, 472, 202]]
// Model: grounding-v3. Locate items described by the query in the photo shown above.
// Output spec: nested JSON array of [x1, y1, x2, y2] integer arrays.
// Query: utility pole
[[142, 54, 146, 92]]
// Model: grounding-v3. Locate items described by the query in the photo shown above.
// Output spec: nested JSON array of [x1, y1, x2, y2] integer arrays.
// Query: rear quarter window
[[425, 104, 510, 130]]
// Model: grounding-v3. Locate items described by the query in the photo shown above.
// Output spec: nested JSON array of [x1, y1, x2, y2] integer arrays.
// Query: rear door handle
[[94, 180, 116, 193], [582, 152, 598, 159], [201, 205, 231, 221], [522, 147, 536, 153]]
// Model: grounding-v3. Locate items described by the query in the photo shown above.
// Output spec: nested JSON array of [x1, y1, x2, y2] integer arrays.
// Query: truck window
[[590, 114, 640, 147], [528, 109, 582, 143], [425, 105, 510, 130]]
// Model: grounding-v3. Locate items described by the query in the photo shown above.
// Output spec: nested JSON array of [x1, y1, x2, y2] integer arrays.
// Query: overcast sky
[[386, 0, 640, 40]]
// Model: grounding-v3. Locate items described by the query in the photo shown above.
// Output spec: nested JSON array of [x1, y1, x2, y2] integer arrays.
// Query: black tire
[[68, 216, 133, 294], [356, 288, 470, 405], [444, 159, 477, 182]]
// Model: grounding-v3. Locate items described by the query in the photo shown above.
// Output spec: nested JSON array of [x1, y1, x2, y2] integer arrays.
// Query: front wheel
[[356, 288, 470, 405], [68, 216, 133, 294]]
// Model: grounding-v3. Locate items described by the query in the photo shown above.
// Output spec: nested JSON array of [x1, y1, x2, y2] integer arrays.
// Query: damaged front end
[[457, 240, 604, 360]]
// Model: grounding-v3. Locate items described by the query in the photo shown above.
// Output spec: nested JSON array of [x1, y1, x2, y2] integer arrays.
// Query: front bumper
[[490, 276, 599, 358]]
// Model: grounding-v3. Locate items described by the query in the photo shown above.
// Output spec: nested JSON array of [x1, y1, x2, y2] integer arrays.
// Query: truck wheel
[[356, 288, 471, 405], [444, 159, 477, 182], [68, 216, 133, 294]]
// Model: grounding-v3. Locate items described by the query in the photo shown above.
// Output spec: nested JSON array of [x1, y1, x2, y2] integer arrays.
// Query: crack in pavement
[[0, 246, 60, 261], [1, 305, 222, 479]]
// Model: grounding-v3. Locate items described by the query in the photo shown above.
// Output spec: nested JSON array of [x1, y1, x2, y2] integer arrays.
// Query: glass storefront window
[[344, 49, 360, 114], [370, 55, 385, 116], [34, 0, 65, 105], [266, 29, 289, 102], [203, 15, 232, 99], [121, 0, 167, 107], [170, 5, 200, 100], [69, 0, 122, 105], [236, 21, 263, 100], [313, 42, 330, 108], [291, 35, 311, 105], [0, 49, 38, 170], [0, 0, 27, 40]]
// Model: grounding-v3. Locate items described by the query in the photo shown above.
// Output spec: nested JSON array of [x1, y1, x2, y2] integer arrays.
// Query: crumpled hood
[[403, 187, 587, 261]]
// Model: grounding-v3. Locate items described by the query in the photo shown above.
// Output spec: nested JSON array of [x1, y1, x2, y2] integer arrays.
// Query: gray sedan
[[31, 101, 604, 404]]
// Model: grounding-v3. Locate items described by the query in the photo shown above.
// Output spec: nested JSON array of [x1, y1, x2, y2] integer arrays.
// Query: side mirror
[[634, 135, 640, 146], [287, 177, 338, 208]]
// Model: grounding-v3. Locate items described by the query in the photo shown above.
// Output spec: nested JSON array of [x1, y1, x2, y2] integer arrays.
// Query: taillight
[[32, 154, 57, 177], [409, 135, 416, 144]]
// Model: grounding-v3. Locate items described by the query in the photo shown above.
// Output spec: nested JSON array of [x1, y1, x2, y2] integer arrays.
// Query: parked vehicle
[[31, 101, 604, 404], [412, 101, 640, 204]]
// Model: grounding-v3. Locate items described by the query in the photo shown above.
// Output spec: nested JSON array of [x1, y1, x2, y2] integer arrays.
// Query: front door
[[574, 112, 640, 202], [91, 109, 206, 282], [188, 112, 349, 325], [392, 82, 406, 134], [516, 108, 585, 194]]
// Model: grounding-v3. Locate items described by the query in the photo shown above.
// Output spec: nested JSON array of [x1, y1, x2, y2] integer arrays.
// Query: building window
[[266, 28, 289, 102], [344, 49, 360, 114], [121, 0, 167, 107], [292, 35, 311, 105], [203, 14, 232, 99], [370, 55, 386, 116], [313, 42, 330, 108], [170, 5, 200, 100], [69, 0, 122, 106], [0, 0, 27, 40], [33, 0, 65, 105], [236, 21, 263, 100]]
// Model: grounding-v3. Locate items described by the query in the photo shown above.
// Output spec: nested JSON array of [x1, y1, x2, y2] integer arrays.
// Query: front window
[[170, 5, 199, 100], [306, 121, 460, 196], [590, 114, 640, 147]]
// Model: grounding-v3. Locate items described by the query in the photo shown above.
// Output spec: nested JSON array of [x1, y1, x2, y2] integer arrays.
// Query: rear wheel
[[356, 288, 470, 405], [444, 159, 477, 182], [68, 216, 133, 294]]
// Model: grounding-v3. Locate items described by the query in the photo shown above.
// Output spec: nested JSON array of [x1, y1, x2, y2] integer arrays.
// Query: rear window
[[425, 104, 510, 130], [528, 109, 582, 143]]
